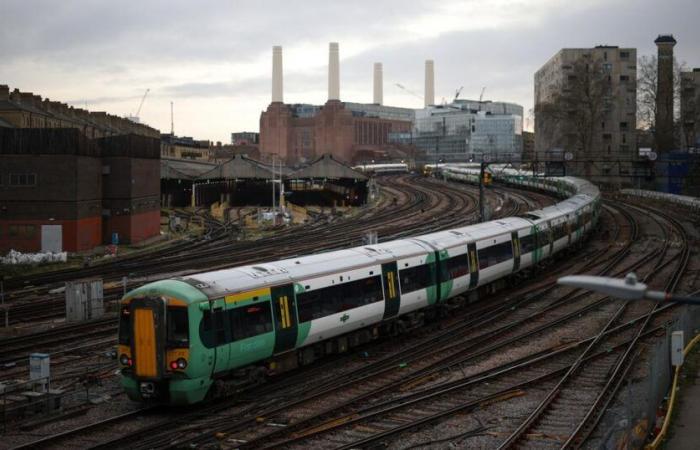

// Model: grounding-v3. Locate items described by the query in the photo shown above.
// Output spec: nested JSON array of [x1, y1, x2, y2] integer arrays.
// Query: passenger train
[[352, 163, 409, 174], [118, 169, 600, 404]]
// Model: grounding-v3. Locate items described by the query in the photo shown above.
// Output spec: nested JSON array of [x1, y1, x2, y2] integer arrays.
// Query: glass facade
[[394, 100, 524, 162]]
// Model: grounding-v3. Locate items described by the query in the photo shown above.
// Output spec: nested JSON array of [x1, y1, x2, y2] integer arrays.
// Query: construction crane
[[453, 86, 464, 102], [478, 87, 486, 102], [135, 89, 150, 117], [395, 83, 423, 101]]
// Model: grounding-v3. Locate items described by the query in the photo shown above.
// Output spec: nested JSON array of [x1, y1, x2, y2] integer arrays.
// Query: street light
[[557, 273, 700, 305]]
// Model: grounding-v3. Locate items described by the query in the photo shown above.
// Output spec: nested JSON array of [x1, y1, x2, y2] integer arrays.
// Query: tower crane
[[478, 86, 486, 102]]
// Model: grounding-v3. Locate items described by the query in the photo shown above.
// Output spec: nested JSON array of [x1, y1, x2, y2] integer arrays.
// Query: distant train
[[118, 169, 600, 404], [353, 163, 409, 174]]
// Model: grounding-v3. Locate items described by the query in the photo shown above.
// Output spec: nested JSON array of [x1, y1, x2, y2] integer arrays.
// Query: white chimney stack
[[272, 45, 283, 103], [328, 42, 340, 101], [424, 59, 435, 107], [373, 62, 383, 105]]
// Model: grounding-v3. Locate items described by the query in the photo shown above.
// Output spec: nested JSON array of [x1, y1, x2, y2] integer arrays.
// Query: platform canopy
[[288, 153, 367, 180], [199, 154, 291, 180], [161, 158, 218, 180]]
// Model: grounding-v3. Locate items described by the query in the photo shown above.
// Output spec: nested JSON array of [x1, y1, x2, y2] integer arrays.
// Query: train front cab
[[118, 295, 211, 405]]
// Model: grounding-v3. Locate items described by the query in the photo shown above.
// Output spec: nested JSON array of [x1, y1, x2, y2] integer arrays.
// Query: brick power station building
[[0, 86, 161, 253], [259, 44, 415, 165]]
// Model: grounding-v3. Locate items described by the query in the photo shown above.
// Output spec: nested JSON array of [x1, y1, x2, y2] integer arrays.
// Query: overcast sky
[[2, 0, 698, 142]]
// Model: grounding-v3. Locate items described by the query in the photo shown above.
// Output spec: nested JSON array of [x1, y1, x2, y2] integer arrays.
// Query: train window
[[478, 241, 513, 269], [213, 308, 227, 345], [552, 224, 568, 241], [118, 306, 131, 345], [229, 303, 273, 341], [167, 307, 189, 347], [399, 264, 433, 293], [520, 233, 537, 253], [440, 254, 469, 282], [200, 310, 216, 348], [297, 276, 383, 323]]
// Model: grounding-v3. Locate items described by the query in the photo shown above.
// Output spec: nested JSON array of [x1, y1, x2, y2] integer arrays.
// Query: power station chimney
[[424, 59, 435, 107], [373, 62, 383, 105], [328, 42, 340, 101], [272, 45, 283, 103], [655, 34, 677, 153]]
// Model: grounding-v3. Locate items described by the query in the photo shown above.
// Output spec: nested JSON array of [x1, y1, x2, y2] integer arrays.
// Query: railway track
[[12, 180, 691, 450], [95, 197, 692, 450], [25, 198, 625, 449]]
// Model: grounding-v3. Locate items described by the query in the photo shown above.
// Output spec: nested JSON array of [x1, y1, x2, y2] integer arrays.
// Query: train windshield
[[118, 306, 131, 345], [167, 307, 190, 347]]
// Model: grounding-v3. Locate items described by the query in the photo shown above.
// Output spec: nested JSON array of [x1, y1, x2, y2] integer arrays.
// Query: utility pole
[[479, 162, 486, 222], [271, 155, 276, 213]]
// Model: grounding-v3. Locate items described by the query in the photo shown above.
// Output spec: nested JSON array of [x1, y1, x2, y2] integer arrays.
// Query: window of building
[[440, 253, 469, 282], [297, 276, 383, 323], [620, 122, 628, 130], [477, 241, 513, 269], [620, 51, 630, 59], [8, 224, 37, 239], [229, 303, 273, 341], [620, 75, 630, 82], [603, 63, 613, 72], [622, 134, 627, 144], [399, 264, 434, 294], [8, 173, 37, 186], [601, 121, 605, 129]]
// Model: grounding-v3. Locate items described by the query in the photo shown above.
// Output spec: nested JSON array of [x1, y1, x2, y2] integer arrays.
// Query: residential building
[[231, 131, 259, 145], [534, 45, 637, 184], [681, 69, 700, 150]]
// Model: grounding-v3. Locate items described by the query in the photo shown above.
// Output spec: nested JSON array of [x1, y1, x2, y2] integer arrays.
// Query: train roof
[[180, 239, 433, 299]]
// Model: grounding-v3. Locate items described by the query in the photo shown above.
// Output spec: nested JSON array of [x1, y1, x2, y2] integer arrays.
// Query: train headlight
[[119, 354, 130, 366], [176, 358, 188, 369]]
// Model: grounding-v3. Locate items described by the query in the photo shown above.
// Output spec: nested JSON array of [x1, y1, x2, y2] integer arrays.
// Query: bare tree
[[536, 57, 608, 176], [636, 54, 686, 131]]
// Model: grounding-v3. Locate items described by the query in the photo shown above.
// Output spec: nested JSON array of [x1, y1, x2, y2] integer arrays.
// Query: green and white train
[[118, 170, 600, 404]]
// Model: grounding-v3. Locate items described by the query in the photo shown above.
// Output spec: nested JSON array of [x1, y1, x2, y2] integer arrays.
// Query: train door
[[131, 297, 166, 379], [511, 232, 521, 272], [468, 243, 479, 288], [211, 298, 229, 374], [532, 225, 542, 264], [548, 221, 554, 255], [382, 262, 401, 319], [271, 284, 297, 354]]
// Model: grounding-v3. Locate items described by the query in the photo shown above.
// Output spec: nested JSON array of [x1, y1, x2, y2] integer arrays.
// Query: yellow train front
[[118, 280, 214, 404]]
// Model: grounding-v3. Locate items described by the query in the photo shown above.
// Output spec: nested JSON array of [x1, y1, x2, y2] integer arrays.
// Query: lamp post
[[557, 273, 700, 305]]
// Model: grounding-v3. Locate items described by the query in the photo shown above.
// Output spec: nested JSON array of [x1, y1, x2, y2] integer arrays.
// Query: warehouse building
[[0, 86, 161, 253], [0, 129, 103, 252]]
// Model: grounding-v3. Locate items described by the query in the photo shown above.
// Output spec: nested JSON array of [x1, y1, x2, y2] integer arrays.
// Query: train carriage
[[118, 171, 601, 405]]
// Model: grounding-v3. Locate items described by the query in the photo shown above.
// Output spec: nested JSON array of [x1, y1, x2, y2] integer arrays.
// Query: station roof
[[161, 158, 217, 180], [199, 154, 279, 180], [288, 153, 367, 180]]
